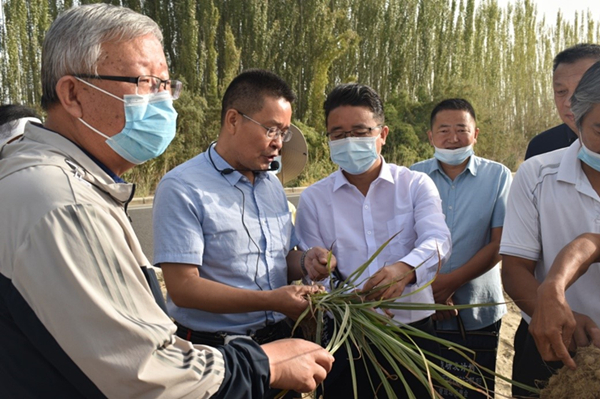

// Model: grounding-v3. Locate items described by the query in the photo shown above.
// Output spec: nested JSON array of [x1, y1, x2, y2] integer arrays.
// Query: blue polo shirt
[[410, 155, 511, 330], [153, 145, 296, 334]]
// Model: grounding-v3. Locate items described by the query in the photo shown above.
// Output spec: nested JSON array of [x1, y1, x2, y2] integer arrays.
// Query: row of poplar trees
[[1, 0, 599, 193]]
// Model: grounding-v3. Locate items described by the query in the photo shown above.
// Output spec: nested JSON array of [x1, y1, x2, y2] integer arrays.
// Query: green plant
[[288, 236, 538, 398]]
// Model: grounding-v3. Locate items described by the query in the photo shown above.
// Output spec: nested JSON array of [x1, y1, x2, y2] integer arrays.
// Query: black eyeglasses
[[327, 125, 382, 141], [237, 110, 293, 142], [75, 74, 183, 99]]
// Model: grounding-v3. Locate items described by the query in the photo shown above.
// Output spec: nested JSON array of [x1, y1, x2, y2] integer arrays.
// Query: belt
[[408, 315, 433, 329], [175, 319, 293, 346]]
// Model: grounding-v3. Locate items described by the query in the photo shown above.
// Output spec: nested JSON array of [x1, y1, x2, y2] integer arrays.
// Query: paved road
[[130, 190, 303, 264]]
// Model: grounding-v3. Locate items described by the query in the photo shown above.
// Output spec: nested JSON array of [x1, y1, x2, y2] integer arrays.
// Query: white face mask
[[433, 145, 474, 165]]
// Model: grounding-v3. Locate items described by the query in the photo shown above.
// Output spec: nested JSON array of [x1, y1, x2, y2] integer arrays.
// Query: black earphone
[[207, 142, 276, 326]]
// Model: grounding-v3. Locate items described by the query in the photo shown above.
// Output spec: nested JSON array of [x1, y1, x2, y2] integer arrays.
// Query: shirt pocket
[[267, 211, 292, 255]]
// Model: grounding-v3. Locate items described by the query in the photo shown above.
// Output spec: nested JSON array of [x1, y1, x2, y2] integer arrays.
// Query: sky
[[491, 0, 600, 23]]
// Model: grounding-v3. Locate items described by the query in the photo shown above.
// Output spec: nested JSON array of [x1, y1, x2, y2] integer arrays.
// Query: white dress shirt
[[296, 158, 451, 324]]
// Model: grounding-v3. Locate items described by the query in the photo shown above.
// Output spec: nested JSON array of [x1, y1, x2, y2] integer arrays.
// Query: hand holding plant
[[303, 247, 337, 281], [286, 234, 539, 398], [362, 261, 416, 301]]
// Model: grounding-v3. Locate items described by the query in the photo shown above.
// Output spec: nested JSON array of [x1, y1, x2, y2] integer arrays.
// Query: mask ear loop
[[75, 77, 125, 103], [78, 118, 110, 140], [75, 77, 125, 140]]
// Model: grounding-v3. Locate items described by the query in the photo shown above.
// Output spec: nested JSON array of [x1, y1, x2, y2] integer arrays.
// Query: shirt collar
[[18, 124, 135, 203], [556, 139, 600, 200], [332, 155, 393, 192], [431, 155, 477, 178], [557, 139, 582, 185], [77, 145, 126, 183]]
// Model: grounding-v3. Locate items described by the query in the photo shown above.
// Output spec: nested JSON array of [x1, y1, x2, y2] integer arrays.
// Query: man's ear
[[380, 125, 390, 145], [223, 108, 240, 135], [427, 130, 434, 146], [55, 76, 84, 118], [473, 127, 480, 144]]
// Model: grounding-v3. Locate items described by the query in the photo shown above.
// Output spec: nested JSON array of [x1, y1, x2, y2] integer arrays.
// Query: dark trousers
[[512, 318, 563, 397], [319, 316, 441, 399], [435, 320, 501, 398]]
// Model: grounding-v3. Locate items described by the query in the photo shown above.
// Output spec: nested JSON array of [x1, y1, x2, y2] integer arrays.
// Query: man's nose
[[565, 95, 572, 109], [270, 134, 284, 148]]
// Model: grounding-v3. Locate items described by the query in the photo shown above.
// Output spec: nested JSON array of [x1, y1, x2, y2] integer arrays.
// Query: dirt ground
[[495, 293, 520, 398]]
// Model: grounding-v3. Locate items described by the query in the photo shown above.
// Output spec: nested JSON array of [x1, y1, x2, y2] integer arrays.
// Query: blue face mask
[[77, 78, 177, 164], [578, 134, 600, 172], [433, 145, 474, 165], [329, 136, 379, 175]]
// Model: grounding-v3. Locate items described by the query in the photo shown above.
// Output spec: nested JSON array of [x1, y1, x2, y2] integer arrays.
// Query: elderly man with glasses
[[152, 69, 335, 399], [0, 5, 333, 398]]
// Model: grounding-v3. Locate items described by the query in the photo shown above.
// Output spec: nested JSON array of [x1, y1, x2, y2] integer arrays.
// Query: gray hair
[[571, 60, 600, 130], [41, 3, 163, 109]]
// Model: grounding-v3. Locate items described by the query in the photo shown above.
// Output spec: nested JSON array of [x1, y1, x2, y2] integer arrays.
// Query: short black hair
[[430, 98, 476, 129], [323, 83, 384, 125], [220, 69, 296, 124], [0, 104, 39, 126], [553, 43, 600, 72]]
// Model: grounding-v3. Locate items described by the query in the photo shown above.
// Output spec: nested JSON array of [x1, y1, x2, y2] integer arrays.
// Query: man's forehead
[[433, 110, 473, 124], [553, 58, 599, 81], [437, 122, 469, 127], [98, 35, 166, 70], [327, 105, 377, 127]]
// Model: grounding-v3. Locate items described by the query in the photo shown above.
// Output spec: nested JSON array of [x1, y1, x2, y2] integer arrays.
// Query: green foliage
[[2, 0, 599, 193]]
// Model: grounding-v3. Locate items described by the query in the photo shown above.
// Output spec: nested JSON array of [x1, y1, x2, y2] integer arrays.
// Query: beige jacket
[[0, 124, 226, 398]]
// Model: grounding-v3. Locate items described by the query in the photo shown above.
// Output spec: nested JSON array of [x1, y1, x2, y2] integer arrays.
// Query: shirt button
[[448, 206, 453, 210], [451, 185, 455, 189], [364, 205, 369, 209], [367, 231, 372, 235]]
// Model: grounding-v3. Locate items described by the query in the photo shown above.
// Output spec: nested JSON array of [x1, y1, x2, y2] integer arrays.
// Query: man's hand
[[303, 247, 336, 281], [270, 285, 321, 321], [529, 282, 575, 368], [571, 312, 600, 350], [431, 273, 459, 321], [432, 273, 459, 305], [431, 297, 459, 321], [361, 262, 416, 301], [261, 338, 334, 392], [530, 282, 600, 369]]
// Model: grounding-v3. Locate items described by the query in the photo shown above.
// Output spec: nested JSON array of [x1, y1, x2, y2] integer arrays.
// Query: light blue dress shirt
[[410, 155, 511, 331], [153, 145, 296, 334]]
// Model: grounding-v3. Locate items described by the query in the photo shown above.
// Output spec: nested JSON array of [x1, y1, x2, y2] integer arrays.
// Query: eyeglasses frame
[[75, 74, 182, 99], [327, 125, 383, 140], [236, 110, 293, 143]]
